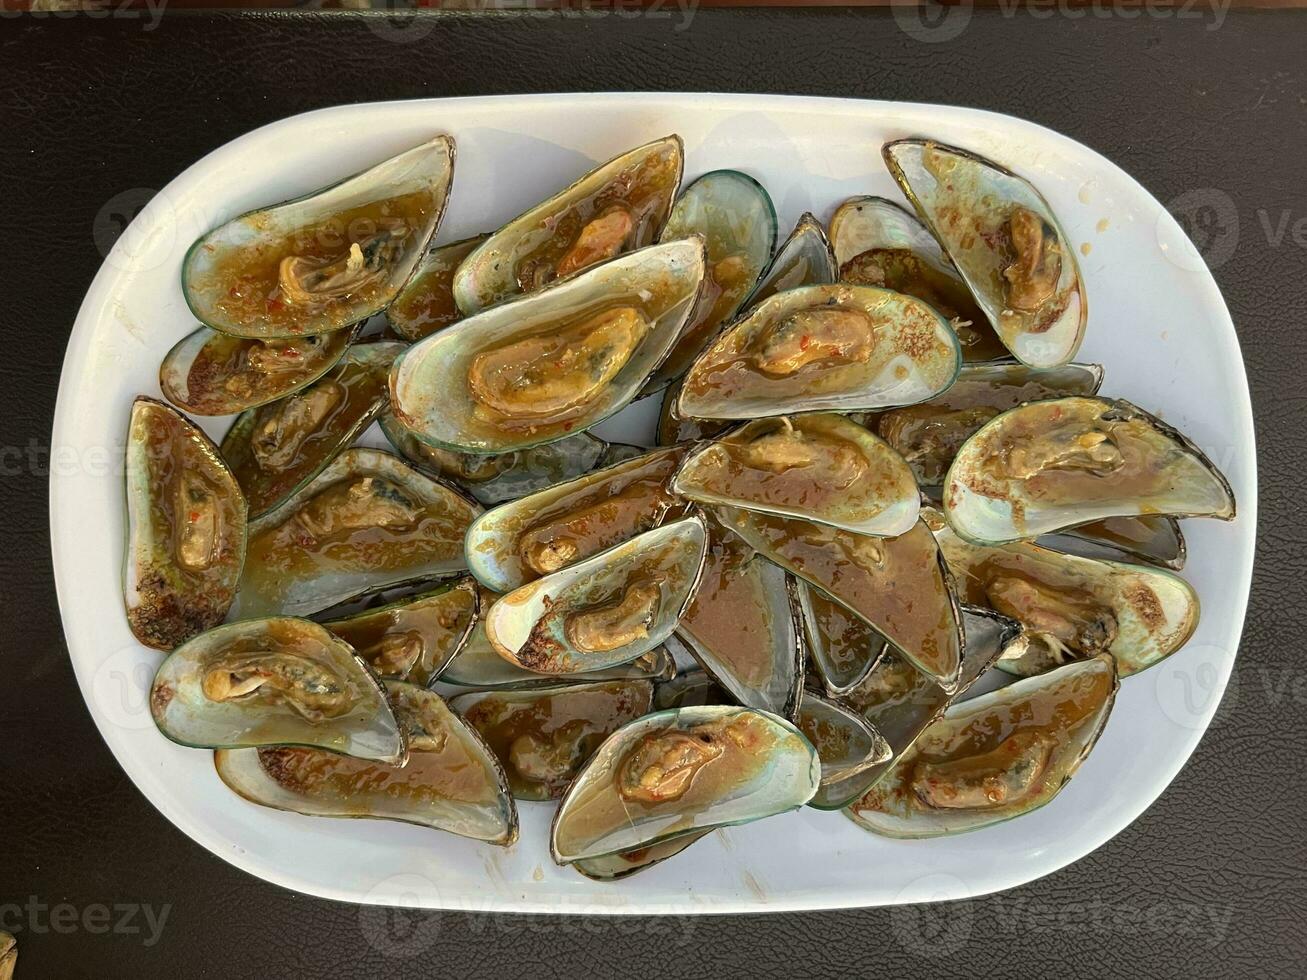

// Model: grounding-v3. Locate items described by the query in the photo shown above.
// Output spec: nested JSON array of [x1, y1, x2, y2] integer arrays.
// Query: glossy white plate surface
[[51, 93, 1255, 914]]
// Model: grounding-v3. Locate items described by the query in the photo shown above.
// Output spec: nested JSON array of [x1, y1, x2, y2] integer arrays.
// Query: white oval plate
[[51, 94, 1255, 914]]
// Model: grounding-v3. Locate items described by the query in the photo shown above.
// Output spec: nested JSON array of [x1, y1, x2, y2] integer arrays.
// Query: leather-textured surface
[[2, 9, 1304, 978]]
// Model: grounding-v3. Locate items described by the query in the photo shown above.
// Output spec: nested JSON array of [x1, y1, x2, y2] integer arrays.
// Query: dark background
[[3, 9, 1303, 978]]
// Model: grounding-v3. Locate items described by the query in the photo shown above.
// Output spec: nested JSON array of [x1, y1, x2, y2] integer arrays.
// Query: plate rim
[[50, 91, 1258, 914]]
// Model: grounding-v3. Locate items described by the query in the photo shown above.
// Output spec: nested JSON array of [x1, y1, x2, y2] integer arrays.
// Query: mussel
[[883, 140, 1085, 367], [848, 654, 1116, 837], [464, 446, 684, 594], [931, 511, 1199, 677], [646, 169, 777, 390], [125, 397, 247, 650], [484, 518, 708, 675], [160, 326, 357, 416], [392, 240, 706, 454], [322, 577, 479, 686], [828, 195, 1005, 361], [453, 136, 683, 313], [387, 234, 487, 341], [233, 448, 480, 619], [550, 705, 820, 868], [183, 136, 455, 338], [150, 617, 403, 762], [379, 412, 608, 506], [215, 681, 517, 844], [674, 513, 805, 719], [677, 284, 961, 421], [450, 679, 655, 800], [673, 413, 920, 536], [221, 342, 404, 517], [744, 212, 838, 309], [716, 507, 963, 691], [943, 396, 1235, 544]]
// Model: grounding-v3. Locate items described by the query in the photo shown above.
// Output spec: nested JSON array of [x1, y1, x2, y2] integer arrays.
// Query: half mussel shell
[[215, 681, 517, 844], [465, 446, 684, 594], [450, 679, 655, 801], [848, 653, 1117, 838], [391, 239, 706, 454], [453, 135, 683, 313], [183, 136, 455, 338], [484, 517, 708, 675], [322, 577, 479, 686], [125, 397, 247, 650], [677, 283, 961, 420], [646, 169, 777, 390], [221, 342, 404, 517], [233, 448, 480, 619], [883, 140, 1085, 367], [550, 704, 820, 865], [150, 616, 403, 762], [160, 326, 357, 416], [943, 396, 1236, 544], [674, 413, 920, 536]]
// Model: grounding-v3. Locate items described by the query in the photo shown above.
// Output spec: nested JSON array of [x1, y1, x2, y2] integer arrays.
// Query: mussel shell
[[652, 661, 733, 710], [673, 413, 920, 536], [569, 830, 710, 881], [744, 212, 838, 309], [183, 136, 454, 339], [484, 517, 709, 675], [656, 376, 730, 446], [215, 681, 517, 844], [449, 679, 655, 801], [645, 169, 778, 391], [549, 704, 820, 864], [453, 135, 683, 314], [1041, 515, 1186, 571], [943, 396, 1236, 544], [464, 446, 684, 595], [798, 690, 892, 809], [379, 412, 607, 506], [150, 617, 403, 762], [159, 325, 357, 416], [827, 195, 1006, 362], [673, 515, 804, 719], [124, 397, 247, 650], [387, 234, 487, 341], [831, 606, 1023, 806], [233, 448, 480, 619], [862, 360, 1103, 486], [715, 506, 964, 692], [441, 615, 676, 689], [222, 342, 403, 518], [883, 140, 1085, 368], [847, 653, 1117, 838], [676, 283, 962, 421], [322, 577, 479, 686], [391, 239, 706, 455], [934, 516, 1199, 677], [796, 580, 889, 697]]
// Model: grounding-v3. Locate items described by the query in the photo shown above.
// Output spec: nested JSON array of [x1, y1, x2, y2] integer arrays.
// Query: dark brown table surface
[[3, 8, 1304, 978]]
